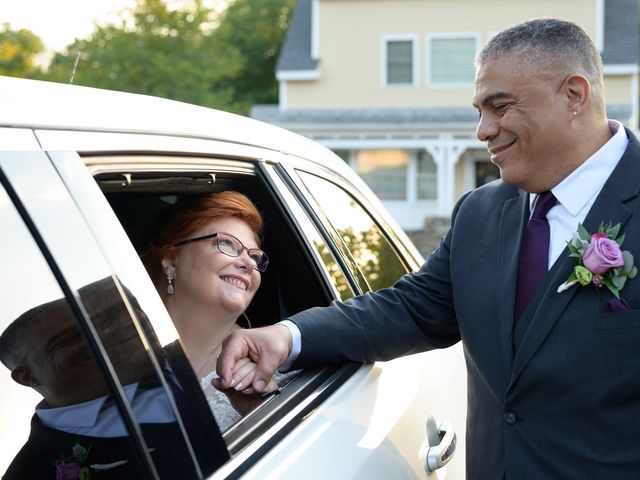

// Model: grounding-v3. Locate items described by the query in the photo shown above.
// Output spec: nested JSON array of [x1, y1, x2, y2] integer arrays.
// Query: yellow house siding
[[285, 0, 603, 109], [604, 75, 634, 103]]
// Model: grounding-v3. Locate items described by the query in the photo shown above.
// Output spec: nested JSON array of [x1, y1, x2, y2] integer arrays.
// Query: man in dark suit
[[217, 18, 640, 478]]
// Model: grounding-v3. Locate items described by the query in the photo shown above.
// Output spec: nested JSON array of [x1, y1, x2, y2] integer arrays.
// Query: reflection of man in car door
[[0, 278, 225, 479]]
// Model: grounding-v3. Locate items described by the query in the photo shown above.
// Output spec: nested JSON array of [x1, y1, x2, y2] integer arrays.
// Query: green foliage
[[38, 0, 295, 114], [211, 0, 296, 113], [0, 22, 44, 78]]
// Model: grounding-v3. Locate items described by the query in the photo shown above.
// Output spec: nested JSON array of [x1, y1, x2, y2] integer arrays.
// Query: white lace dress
[[200, 370, 298, 432]]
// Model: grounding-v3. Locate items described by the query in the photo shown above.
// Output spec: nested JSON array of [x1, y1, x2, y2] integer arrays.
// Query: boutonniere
[[55, 442, 128, 480], [557, 222, 637, 298]]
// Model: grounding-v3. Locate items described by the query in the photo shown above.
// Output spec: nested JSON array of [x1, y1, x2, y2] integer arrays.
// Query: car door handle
[[418, 416, 457, 476]]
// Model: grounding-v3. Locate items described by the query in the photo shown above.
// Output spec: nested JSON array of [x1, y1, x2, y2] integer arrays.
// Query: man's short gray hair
[[477, 18, 605, 113]]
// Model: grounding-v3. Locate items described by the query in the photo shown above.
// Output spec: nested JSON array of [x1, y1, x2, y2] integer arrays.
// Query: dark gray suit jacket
[[290, 129, 640, 479]]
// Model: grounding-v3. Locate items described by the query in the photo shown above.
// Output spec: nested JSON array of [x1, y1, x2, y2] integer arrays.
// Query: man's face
[[18, 283, 155, 407], [473, 54, 573, 193]]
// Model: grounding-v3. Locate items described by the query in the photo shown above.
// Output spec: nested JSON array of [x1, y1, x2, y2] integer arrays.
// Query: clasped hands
[[213, 324, 293, 408]]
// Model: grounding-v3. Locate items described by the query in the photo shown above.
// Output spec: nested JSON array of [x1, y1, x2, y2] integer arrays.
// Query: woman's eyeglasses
[[174, 232, 269, 272]]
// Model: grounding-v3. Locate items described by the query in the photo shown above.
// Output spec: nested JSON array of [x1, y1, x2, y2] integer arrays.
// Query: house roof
[[251, 104, 632, 128], [276, 0, 318, 72], [277, 0, 639, 74]]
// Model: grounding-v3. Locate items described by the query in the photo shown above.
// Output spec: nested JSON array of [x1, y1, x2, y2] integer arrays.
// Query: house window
[[428, 35, 477, 86], [417, 150, 437, 200], [355, 149, 408, 200], [382, 35, 418, 87]]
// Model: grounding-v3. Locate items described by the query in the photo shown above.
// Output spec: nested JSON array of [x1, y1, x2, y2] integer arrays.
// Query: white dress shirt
[[542, 120, 627, 268], [36, 381, 176, 437], [280, 120, 629, 368]]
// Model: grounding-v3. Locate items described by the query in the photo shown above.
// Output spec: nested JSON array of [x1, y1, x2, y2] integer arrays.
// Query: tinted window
[[0, 178, 224, 479], [297, 171, 408, 291]]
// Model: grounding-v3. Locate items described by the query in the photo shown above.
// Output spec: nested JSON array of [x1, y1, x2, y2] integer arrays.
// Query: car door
[[0, 135, 228, 479]]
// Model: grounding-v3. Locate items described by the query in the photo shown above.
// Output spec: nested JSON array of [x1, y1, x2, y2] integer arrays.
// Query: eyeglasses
[[174, 232, 269, 272]]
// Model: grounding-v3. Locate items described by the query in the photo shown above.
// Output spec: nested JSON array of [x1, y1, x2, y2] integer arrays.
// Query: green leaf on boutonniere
[[616, 232, 626, 247], [577, 224, 591, 243], [568, 243, 581, 257], [606, 222, 621, 239], [603, 276, 620, 299]]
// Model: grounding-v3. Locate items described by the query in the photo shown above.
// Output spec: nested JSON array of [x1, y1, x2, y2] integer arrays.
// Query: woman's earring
[[167, 271, 175, 295]]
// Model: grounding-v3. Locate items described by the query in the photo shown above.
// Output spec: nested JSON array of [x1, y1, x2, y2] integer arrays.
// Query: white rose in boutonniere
[[557, 222, 637, 299]]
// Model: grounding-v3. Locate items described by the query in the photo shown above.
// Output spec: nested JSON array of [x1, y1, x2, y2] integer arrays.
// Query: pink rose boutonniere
[[55, 442, 129, 480], [558, 222, 637, 298]]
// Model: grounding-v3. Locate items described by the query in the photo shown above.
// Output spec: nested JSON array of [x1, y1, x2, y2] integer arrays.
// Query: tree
[[43, 0, 241, 110], [41, 0, 296, 115], [211, 0, 296, 113], [0, 23, 44, 78]]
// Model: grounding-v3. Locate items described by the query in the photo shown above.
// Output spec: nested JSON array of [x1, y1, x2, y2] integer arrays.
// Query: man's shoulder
[[458, 179, 520, 211]]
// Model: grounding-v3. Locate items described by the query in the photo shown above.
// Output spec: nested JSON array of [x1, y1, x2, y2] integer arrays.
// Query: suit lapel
[[510, 129, 640, 385], [496, 189, 529, 378]]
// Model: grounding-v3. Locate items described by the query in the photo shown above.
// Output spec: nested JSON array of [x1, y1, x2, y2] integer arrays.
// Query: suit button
[[504, 412, 517, 425]]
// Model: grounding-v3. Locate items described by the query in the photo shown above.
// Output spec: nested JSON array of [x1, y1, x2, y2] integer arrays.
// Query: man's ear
[[11, 366, 36, 388], [564, 73, 591, 114]]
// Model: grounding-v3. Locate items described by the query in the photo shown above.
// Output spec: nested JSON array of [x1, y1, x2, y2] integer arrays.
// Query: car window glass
[[297, 171, 409, 290], [266, 166, 354, 301], [0, 185, 155, 478], [0, 181, 227, 479]]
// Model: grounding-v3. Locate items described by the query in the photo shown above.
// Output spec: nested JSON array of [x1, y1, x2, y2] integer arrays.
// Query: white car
[[0, 76, 467, 479]]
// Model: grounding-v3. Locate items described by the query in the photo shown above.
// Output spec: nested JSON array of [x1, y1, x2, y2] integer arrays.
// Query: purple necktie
[[514, 191, 557, 322]]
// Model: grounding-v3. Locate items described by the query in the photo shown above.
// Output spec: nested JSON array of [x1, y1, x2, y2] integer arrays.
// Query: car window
[[264, 164, 354, 301], [0, 184, 159, 478], [0, 163, 227, 479], [296, 171, 409, 291]]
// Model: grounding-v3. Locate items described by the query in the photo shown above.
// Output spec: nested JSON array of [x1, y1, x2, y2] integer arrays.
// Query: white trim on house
[[426, 32, 481, 88], [276, 70, 321, 81], [596, 0, 605, 52], [603, 64, 640, 74], [631, 70, 639, 131], [380, 34, 420, 88], [278, 81, 287, 111], [311, 0, 320, 60]]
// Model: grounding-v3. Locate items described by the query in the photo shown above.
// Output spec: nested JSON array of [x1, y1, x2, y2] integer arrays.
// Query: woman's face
[[168, 217, 262, 318]]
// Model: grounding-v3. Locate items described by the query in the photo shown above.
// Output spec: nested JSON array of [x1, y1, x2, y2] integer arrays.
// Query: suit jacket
[[4, 345, 228, 479], [290, 129, 640, 479]]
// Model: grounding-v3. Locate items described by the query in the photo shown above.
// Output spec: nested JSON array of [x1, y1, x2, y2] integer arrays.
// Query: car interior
[[97, 167, 333, 329], [92, 161, 353, 453]]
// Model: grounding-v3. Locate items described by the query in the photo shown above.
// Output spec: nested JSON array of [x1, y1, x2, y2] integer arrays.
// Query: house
[[251, 0, 639, 231]]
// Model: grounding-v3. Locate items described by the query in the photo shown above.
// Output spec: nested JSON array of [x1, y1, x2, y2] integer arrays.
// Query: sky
[[1, 0, 230, 52], [2, 0, 136, 51]]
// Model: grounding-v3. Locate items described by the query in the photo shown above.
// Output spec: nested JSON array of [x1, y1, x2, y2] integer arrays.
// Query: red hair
[[143, 191, 263, 291]]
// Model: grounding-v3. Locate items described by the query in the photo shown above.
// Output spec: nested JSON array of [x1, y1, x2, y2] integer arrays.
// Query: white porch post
[[426, 136, 466, 217]]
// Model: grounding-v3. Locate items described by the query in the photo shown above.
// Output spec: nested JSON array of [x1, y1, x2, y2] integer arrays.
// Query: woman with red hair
[[144, 191, 277, 430]]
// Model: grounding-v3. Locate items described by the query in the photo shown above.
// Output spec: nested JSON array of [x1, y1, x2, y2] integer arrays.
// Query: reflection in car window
[[0, 184, 225, 479], [297, 171, 408, 291], [0, 187, 153, 478], [267, 167, 354, 301]]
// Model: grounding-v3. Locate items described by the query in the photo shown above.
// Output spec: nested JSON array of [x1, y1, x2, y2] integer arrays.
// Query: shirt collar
[[547, 120, 628, 215], [36, 382, 138, 429]]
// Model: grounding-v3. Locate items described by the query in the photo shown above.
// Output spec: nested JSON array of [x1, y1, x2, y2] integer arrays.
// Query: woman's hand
[[212, 357, 278, 415]]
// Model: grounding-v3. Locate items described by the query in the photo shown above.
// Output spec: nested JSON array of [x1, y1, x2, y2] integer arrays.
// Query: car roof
[[0, 75, 336, 165]]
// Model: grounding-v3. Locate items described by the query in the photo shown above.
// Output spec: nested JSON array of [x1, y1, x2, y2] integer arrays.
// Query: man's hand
[[215, 324, 293, 393]]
